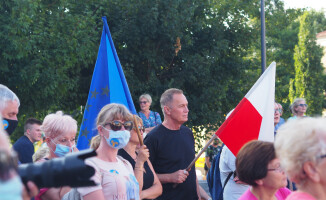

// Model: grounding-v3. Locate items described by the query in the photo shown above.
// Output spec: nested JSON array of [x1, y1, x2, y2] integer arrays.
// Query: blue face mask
[[51, 140, 75, 157], [103, 126, 130, 149], [0, 175, 23, 200]]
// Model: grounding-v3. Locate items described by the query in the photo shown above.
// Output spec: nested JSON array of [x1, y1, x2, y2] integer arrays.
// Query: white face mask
[[0, 175, 23, 200]]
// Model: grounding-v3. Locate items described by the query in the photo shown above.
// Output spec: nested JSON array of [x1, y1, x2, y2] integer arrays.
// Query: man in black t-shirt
[[144, 88, 207, 200]]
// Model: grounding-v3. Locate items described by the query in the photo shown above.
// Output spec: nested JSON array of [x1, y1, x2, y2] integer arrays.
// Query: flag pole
[[261, 0, 266, 73], [133, 115, 144, 146], [185, 134, 217, 171], [173, 134, 217, 188]]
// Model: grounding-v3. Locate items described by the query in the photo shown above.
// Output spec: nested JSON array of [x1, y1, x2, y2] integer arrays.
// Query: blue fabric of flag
[[77, 16, 136, 150]]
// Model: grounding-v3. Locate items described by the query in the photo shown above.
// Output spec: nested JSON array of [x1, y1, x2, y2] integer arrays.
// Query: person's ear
[[255, 179, 264, 186], [97, 125, 104, 136], [303, 161, 320, 182], [164, 106, 171, 115]]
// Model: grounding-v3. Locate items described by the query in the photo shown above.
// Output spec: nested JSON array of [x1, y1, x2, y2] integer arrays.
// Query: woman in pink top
[[275, 117, 326, 200], [78, 103, 141, 200], [236, 141, 291, 200]]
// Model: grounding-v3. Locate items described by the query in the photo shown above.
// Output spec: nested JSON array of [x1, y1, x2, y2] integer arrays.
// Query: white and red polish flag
[[216, 62, 276, 156]]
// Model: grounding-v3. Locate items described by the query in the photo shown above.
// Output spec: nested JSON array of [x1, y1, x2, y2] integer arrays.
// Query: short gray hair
[[289, 98, 306, 114], [275, 117, 326, 187], [41, 111, 77, 139], [139, 94, 152, 104], [160, 88, 183, 114], [0, 84, 20, 112]]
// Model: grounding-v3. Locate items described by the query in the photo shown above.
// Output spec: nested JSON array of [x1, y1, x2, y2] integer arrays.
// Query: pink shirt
[[78, 156, 139, 200], [239, 187, 291, 200], [286, 191, 317, 200]]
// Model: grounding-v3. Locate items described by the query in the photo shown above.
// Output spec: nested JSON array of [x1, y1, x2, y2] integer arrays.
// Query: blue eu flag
[[77, 16, 136, 150]]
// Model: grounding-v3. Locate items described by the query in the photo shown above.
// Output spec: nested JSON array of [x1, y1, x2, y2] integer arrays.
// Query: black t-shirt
[[144, 124, 198, 200], [117, 148, 154, 193]]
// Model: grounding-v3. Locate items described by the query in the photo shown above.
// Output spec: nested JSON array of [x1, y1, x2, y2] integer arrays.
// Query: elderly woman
[[118, 115, 162, 199], [236, 140, 291, 200], [275, 117, 326, 200], [78, 103, 140, 200], [35, 111, 77, 200], [138, 94, 162, 134], [288, 98, 308, 120]]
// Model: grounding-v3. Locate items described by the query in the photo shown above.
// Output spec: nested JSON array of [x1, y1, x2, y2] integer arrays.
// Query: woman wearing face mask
[[77, 103, 140, 200], [118, 115, 162, 200], [35, 111, 78, 200]]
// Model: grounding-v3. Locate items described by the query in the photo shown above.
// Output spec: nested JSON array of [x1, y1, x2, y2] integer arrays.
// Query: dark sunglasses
[[134, 126, 145, 132], [139, 101, 148, 104], [105, 121, 133, 131], [298, 104, 308, 107]]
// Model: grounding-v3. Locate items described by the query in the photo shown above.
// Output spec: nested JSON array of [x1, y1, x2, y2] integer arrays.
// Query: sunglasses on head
[[134, 126, 145, 132], [105, 121, 133, 131]]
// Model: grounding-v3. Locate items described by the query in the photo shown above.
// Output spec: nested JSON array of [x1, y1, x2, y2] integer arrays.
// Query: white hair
[[41, 111, 77, 139], [139, 93, 152, 104], [275, 117, 326, 187], [0, 84, 20, 112]]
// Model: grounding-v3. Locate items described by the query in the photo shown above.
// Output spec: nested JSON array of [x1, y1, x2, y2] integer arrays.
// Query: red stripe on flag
[[216, 97, 262, 156]]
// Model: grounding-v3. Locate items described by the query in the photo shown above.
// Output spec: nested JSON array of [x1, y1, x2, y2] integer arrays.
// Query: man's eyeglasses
[[267, 165, 284, 173], [139, 101, 148, 104], [298, 104, 308, 107], [274, 108, 282, 114], [0, 150, 18, 181], [134, 126, 145, 132], [105, 121, 133, 131]]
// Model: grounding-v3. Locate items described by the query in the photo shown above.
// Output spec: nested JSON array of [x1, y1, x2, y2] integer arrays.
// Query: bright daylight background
[[283, 0, 326, 12]]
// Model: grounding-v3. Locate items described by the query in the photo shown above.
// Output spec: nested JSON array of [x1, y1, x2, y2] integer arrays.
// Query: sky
[[282, 0, 326, 11]]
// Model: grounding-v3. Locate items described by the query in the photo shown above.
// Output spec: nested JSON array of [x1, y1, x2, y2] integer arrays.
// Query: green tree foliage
[[2, 0, 326, 144], [290, 11, 326, 115]]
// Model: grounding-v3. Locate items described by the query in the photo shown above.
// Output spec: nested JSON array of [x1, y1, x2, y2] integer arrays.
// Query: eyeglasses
[[0, 150, 18, 181], [134, 126, 145, 132], [267, 165, 284, 173], [319, 154, 326, 159], [139, 101, 148, 104], [274, 108, 282, 114], [298, 104, 308, 107], [105, 121, 133, 131]]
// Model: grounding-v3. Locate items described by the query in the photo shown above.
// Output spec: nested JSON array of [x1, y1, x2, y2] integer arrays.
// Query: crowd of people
[[1, 82, 326, 200]]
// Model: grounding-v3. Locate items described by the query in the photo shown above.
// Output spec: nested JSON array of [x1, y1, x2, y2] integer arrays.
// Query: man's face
[[27, 124, 42, 143], [274, 103, 280, 126], [166, 93, 189, 125], [1, 100, 19, 120]]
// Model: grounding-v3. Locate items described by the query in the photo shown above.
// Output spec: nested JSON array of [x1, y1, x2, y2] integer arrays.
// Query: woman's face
[[47, 130, 76, 157], [139, 98, 150, 111], [262, 158, 287, 189], [295, 100, 307, 115], [130, 122, 144, 144]]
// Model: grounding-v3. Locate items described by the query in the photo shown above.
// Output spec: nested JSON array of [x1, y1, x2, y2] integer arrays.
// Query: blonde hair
[[33, 146, 50, 162], [290, 98, 306, 114], [275, 117, 326, 187], [41, 111, 77, 139], [96, 103, 133, 127], [90, 135, 101, 150], [132, 115, 143, 129]]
